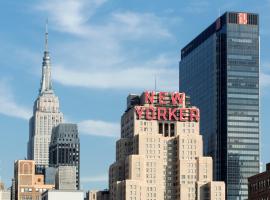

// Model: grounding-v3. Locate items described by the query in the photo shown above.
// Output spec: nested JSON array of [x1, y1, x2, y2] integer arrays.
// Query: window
[[164, 123, 169, 137], [170, 124, 175, 136], [158, 123, 163, 134]]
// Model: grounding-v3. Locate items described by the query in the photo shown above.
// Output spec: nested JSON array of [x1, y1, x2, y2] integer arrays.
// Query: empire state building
[[27, 26, 64, 170]]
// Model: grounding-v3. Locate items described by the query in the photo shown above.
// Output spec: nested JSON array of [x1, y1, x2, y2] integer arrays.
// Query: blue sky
[[0, 0, 270, 191]]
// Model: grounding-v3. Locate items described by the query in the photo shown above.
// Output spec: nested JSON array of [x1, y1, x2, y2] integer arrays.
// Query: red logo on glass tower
[[238, 13, 248, 24]]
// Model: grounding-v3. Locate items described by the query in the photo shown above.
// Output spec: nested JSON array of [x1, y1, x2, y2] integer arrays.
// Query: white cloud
[[34, 0, 178, 91], [261, 72, 270, 88], [37, 0, 172, 39], [260, 61, 270, 89], [81, 174, 108, 183], [36, 0, 106, 35], [53, 55, 178, 91], [0, 80, 32, 120], [184, 1, 210, 14], [109, 12, 172, 39], [78, 120, 120, 137]]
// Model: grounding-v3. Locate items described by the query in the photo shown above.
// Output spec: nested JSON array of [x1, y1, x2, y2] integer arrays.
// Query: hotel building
[[108, 91, 225, 200]]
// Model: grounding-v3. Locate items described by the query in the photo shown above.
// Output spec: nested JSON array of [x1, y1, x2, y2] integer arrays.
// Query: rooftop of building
[[51, 123, 79, 144], [180, 11, 259, 59], [248, 163, 270, 182], [43, 189, 84, 194]]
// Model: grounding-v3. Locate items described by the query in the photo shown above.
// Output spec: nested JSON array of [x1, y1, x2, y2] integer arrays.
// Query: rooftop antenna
[[154, 75, 157, 92], [45, 18, 49, 52]]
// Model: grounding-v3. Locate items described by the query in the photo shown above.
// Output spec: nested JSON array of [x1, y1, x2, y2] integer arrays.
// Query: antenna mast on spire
[[40, 18, 53, 94], [45, 19, 49, 52], [154, 75, 157, 92]]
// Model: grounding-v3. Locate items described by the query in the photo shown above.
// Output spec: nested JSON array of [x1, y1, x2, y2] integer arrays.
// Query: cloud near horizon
[[0, 80, 32, 120], [260, 62, 270, 93], [81, 174, 108, 183], [261, 72, 270, 88], [78, 120, 120, 138]]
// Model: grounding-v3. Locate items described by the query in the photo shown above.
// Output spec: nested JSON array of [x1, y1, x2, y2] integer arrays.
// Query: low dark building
[[49, 123, 80, 189], [248, 163, 270, 199]]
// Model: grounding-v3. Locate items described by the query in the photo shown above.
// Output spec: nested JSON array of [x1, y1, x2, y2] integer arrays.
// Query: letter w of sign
[[171, 93, 185, 105]]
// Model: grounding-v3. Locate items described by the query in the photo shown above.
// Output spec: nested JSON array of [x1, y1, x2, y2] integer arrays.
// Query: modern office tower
[[27, 26, 64, 170], [248, 163, 270, 199], [13, 160, 54, 200], [55, 166, 76, 190], [179, 12, 259, 199], [49, 123, 80, 189], [108, 91, 225, 200]]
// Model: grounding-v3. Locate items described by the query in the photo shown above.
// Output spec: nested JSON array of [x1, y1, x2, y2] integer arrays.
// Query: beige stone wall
[[208, 182, 225, 200], [87, 191, 98, 200]]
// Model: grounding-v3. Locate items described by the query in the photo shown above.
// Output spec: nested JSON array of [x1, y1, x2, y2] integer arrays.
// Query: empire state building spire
[[28, 21, 64, 169], [40, 20, 53, 94]]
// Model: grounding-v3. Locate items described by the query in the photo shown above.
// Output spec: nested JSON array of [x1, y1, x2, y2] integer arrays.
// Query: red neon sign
[[144, 91, 185, 106], [135, 91, 200, 122], [135, 107, 200, 122]]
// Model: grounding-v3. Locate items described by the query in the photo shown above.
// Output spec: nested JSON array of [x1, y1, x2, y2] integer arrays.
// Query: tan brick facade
[[14, 160, 54, 200]]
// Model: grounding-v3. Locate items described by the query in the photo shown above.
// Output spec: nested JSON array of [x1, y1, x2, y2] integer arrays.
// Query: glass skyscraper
[[179, 12, 259, 200]]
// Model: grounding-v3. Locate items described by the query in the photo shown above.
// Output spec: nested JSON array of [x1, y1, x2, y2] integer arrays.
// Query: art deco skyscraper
[[27, 25, 64, 170], [108, 91, 225, 200]]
